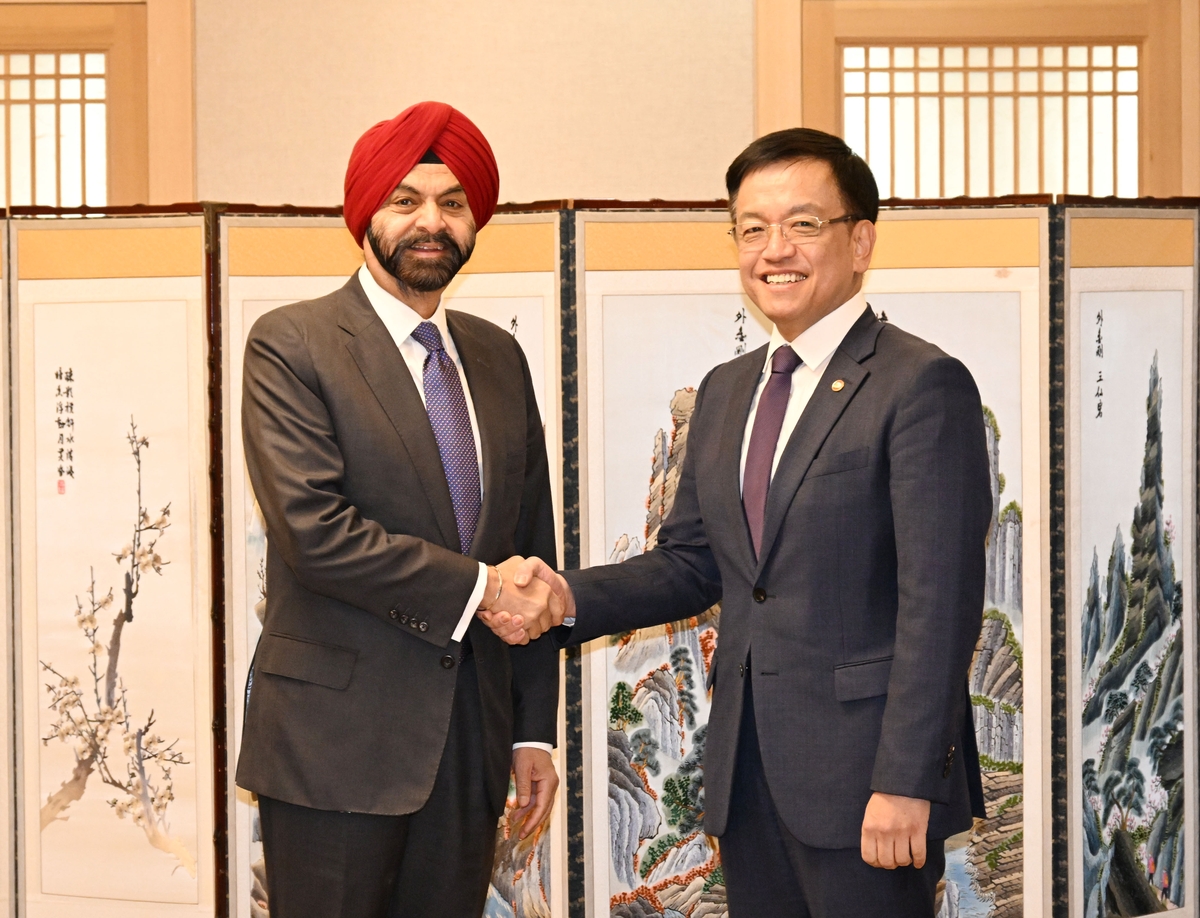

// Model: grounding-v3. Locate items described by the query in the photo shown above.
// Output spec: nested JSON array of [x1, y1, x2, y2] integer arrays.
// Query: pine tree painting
[[1081, 354, 1185, 916]]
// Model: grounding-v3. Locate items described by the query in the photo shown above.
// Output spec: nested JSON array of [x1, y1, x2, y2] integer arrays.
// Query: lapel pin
[[831, 379, 845, 392]]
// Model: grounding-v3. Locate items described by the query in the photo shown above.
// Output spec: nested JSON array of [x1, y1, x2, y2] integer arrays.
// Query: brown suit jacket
[[235, 273, 558, 816]]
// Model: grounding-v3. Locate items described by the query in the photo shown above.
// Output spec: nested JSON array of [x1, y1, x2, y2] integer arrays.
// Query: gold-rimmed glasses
[[728, 214, 860, 249]]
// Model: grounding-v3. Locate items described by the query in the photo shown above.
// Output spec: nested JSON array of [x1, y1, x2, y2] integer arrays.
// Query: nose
[[760, 223, 796, 260], [413, 198, 447, 234]]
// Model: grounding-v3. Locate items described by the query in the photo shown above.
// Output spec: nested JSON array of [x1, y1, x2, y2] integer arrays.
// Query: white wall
[[194, 1, 755, 206]]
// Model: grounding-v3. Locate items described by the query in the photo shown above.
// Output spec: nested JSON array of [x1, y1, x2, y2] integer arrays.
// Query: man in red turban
[[237, 101, 561, 917]]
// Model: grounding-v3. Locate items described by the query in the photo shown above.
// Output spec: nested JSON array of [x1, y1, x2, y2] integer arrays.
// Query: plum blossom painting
[[13, 217, 214, 916], [1070, 257, 1197, 918]]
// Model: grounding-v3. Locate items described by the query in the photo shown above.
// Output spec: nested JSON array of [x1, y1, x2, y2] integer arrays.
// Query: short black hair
[[725, 128, 880, 224]]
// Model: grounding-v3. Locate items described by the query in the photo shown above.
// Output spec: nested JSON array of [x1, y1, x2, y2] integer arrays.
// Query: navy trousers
[[720, 673, 946, 918]]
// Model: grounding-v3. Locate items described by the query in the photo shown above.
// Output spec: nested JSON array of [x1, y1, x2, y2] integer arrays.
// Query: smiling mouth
[[764, 273, 807, 285]]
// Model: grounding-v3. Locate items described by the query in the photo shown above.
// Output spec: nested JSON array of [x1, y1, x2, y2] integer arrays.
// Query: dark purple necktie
[[411, 321, 481, 555], [743, 344, 802, 557]]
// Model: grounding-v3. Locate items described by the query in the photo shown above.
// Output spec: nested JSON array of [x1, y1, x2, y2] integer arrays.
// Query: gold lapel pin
[[831, 379, 845, 392]]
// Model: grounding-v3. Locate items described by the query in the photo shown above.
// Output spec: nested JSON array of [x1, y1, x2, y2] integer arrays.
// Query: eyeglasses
[[728, 214, 861, 248]]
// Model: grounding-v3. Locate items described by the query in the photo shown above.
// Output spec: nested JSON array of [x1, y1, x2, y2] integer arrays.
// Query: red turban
[[343, 101, 500, 246]]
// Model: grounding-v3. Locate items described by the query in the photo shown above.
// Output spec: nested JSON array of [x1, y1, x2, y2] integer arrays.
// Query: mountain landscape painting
[[595, 289, 769, 917], [1077, 289, 1189, 918]]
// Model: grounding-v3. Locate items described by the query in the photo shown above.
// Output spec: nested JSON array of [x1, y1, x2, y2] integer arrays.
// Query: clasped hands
[[476, 556, 572, 644]]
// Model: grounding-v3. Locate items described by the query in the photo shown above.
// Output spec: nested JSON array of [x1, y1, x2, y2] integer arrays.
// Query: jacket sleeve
[[507, 338, 561, 745], [242, 307, 480, 647], [870, 355, 991, 803], [559, 368, 723, 647]]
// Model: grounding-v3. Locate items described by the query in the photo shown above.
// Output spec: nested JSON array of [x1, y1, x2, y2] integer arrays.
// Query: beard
[[367, 225, 475, 293]]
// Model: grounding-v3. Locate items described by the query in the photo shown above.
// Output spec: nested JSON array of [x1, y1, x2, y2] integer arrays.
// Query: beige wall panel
[[584, 221, 738, 271], [18, 227, 204, 278], [193, 0, 753, 205], [147, 0, 196, 203], [756, 0, 803, 134], [873, 218, 1042, 269], [1070, 218, 1196, 267]]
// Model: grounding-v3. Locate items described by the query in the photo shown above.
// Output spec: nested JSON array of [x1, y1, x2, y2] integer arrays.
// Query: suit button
[[753, 588, 767, 603], [441, 655, 456, 669], [409, 620, 418, 629], [401, 614, 409, 624], [419, 622, 428, 633], [388, 608, 398, 620], [738, 663, 746, 677]]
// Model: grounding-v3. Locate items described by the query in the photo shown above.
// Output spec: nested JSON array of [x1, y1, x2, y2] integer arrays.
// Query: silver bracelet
[[487, 566, 503, 609]]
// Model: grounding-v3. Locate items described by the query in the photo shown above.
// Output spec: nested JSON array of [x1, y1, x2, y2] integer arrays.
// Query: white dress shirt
[[739, 290, 869, 492], [358, 267, 550, 754]]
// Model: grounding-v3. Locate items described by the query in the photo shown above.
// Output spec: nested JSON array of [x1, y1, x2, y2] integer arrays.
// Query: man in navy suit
[[500, 129, 990, 917]]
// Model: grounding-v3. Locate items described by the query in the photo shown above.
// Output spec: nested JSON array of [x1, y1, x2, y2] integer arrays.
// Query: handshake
[[475, 556, 575, 645]]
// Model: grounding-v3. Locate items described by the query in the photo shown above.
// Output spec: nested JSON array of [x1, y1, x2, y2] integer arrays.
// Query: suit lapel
[[339, 279, 462, 551], [447, 311, 506, 561], [754, 309, 882, 575], [717, 348, 767, 573]]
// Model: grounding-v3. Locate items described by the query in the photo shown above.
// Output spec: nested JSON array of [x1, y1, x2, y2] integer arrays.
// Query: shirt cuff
[[513, 742, 554, 753], [453, 562, 489, 643]]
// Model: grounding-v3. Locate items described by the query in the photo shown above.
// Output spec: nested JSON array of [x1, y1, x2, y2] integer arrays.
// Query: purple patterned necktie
[[743, 344, 802, 558], [411, 321, 481, 555]]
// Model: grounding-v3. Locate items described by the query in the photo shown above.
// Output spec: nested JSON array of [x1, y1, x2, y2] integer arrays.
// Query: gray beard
[[367, 227, 474, 293]]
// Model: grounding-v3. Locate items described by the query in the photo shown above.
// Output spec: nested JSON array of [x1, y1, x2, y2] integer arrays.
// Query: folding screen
[[1064, 207, 1198, 918], [577, 206, 1054, 918], [864, 207, 1052, 918], [10, 215, 216, 917], [578, 210, 752, 918], [218, 212, 567, 918]]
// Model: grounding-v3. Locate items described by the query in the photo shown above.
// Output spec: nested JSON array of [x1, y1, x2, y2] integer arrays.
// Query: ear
[[850, 219, 876, 274]]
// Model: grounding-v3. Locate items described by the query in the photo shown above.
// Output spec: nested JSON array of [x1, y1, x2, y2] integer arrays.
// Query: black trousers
[[258, 655, 501, 918], [720, 675, 945, 918]]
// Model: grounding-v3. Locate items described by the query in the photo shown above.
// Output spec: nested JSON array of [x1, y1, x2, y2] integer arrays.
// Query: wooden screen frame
[[756, 0, 1191, 198]]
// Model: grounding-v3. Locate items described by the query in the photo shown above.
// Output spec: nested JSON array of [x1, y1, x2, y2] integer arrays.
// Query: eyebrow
[[737, 204, 824, 221], [390, 183, 466, 201]]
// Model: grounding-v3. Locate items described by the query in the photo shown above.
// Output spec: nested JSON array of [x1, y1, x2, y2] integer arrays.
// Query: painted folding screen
[[11, 216, 216, 917], [578, 210, 759, 917], [1065, 207, 1198, 918], [219, 212, 568, 918], [864, 207, 1053, 918], [577, 206, 1053, 918]]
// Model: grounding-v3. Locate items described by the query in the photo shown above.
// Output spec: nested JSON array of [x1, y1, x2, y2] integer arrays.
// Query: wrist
[[480, 565, 502, 611]]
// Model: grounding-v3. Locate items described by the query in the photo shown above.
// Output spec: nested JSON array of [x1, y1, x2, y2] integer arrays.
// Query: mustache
[[368, 227, 474, 293]]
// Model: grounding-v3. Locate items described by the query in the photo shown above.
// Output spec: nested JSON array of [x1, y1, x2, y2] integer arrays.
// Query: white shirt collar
[[357, 263, 453, 352], [765, 289, 869, 371]]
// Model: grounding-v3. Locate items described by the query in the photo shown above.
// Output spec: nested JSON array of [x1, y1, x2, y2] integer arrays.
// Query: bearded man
[[236, 101, 561, 918]]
